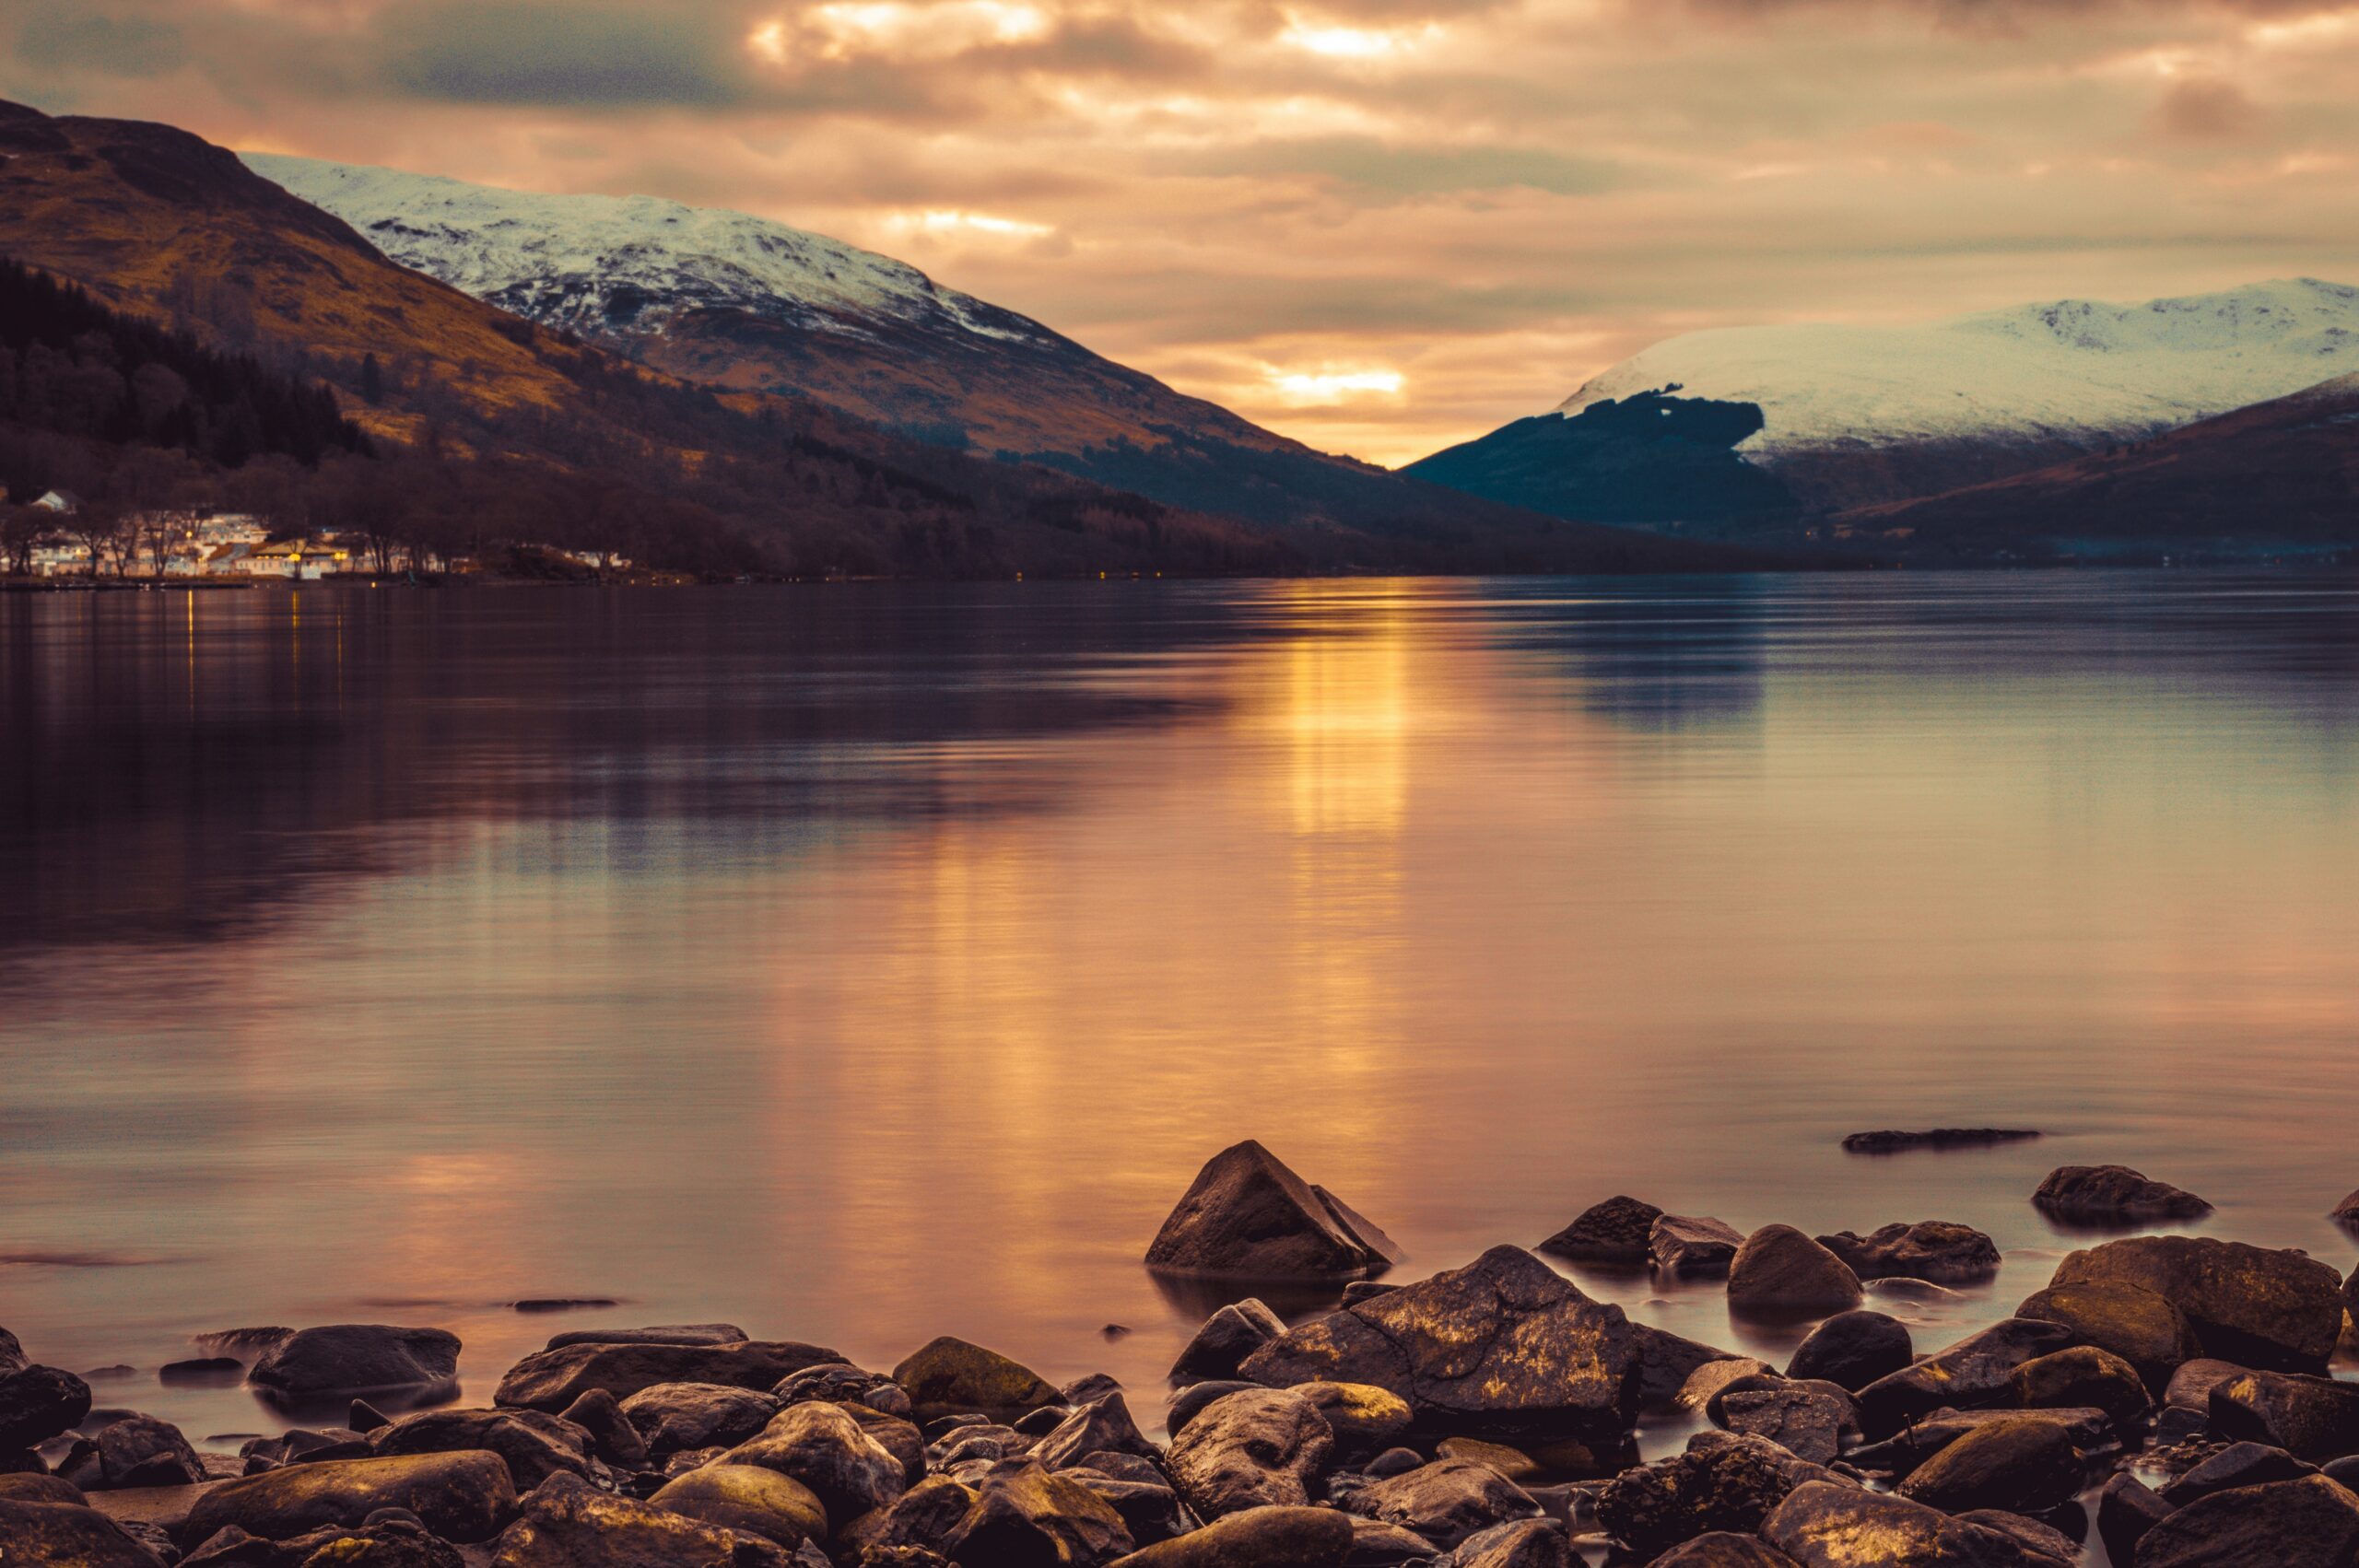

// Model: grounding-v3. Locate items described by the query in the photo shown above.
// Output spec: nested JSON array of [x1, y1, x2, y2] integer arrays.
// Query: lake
[[2, 573, 2354, 1465]]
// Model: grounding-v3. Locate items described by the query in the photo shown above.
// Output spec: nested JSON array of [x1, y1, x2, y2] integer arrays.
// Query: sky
[[6, 1, 2359, 465]]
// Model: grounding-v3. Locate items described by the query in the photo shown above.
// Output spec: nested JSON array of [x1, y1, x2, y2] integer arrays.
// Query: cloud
[[17, 11, 186, 77], [1191, 136, 1628, 197], [380, 4, 751, 107], [2152, 76, 2264, 138]]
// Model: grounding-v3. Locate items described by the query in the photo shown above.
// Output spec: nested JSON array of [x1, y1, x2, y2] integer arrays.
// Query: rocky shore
[[4, 1140, 2357, 1567]]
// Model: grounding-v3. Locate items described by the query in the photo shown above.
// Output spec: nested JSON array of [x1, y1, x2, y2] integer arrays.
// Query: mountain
[[1838, 371, 2359, 563], [1408, 280, 2359, 520], [240, 154, 1592, 542]]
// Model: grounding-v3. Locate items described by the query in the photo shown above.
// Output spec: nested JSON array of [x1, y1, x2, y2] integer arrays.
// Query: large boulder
[[892, 1337, 1062, 1425], [2096, 1473, 2176, 1564], [2160, 1441, 2317, 1505], [1596, 1433, 1835, 1559], [1170, 1302, 1287, 1383], [556, 1388, 647, 1468], [2014, 1280, 2201, 1391], [1535, 1197, 1662, 1266], [495, 1340, 845, 1413], [2032, 1164, 2211, 1222], [1892, 1415, 2083, 1514], [1785, 1312, 1912, 1392], [938, 1462, 1134, 1568], [2008, 1345, 2151, 1431], [247, 1327, 462, 1406], [369, 1407, 598, 1489], [0, 1363, 92, 1449], [487, 1469, 790, 1567], [0, 1499, 169, 1567], [620, 1382, 782, 1457], [1854, 1317, 2079, 1436], [53, 1416, 206, 1491], [1713, 1384, 1859, 1467], [1237, 1246, 1640, 1441], [1106, 1504, 1352, 1567], [2046, 1235, 2345, 1371], [182, 1451, 517, 1545], [1761, 1480, 2071, 1567], [1032, 1393, 1161, 1472], [1726, 1228, 1862, 1316], [722, 1401, 906, 1528], [1164, 1388, 1333, 1520], [1650, 1216, 1744, 1278], [1341, 1458, 1540, 1548], [2133, 1473, 2359, 1568], [1144, 1141, 1400, 1281], [1816, 1222, 2001, 1284], [648, 1463, 828, 1549], [2207, 1367, 2359, 1460]]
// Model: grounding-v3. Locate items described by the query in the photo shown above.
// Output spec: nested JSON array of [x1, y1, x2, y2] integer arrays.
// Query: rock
[[2330, 1455, 2359, 1491], [264, 1515, 468, 1568], [1032, 1394, 1159, 1472], [2207, 1367, 2359, 1460], [1854, 1317, 2078, 1436], [349, 1400, 393, 1434], [247, 1328, 462, 1407], [160, 1358, 246, 1386], [1436, 1517, 1573, 1568], [1164, 1388, 1333, 1520], [542, 1324, 749, 1351], [722, 1402, 906, 1528], [1238, 1246, 1640, 1441], [496, 1340, 845, 1413], [1957, 1511, 2078, 1562], [1676, 1359, 1778, 1411], [770, 1365, 913, 1420], [1595, 1433, 1835, 1559], [648, 1463, 827, 1548], [2008, 1345, 2153, 1431], [2134, 1473, 2359, 1568], [1345, 1515, 1443, 1564], [2047, 1235, 2345, 1371], [620, 1383, 782, 1457], [1170, 1303, 1288, 1384], [2096, 1473, 2176, 1563], [1105, 1504, 1352, 1567], [0, 1329, 21, 1376], [556, 1389, 648, 1469], [837, 1404, 925, 1485], [1893, 1415, 2083, 1514], [1845, 1408, 2113, 1479], [2165, 1358, 2253, 1416], [368, 1407, 597, 1489], [1166, 1382, 1255, 1439], [1726, 1227, 1863, 1316], [1535, 1197, 1662, 1265], [487, 1470, 789, 1567], [1363, 1448, 1423, 1479], [0, 1473, 86, 1504], [1014, 1405, 1072, 1436], [1714, 1386, 1856, 1467], [1785, 1312, 1912, 1392], [1633, 1327, 1750, 1409], [182, 1452, 517, 1545], [1433, 1438, 1537, 1483], [55, 1417, 207, 1491], [1340, 1282, 1397, 1306], [0, 1363, 93, 1449], [1064, 1373, 1124, 1406], [1841, 1129, 2041, 1153], [1294, 1384, 1412, 1458], [1761, 1480, 2071, 1567], [1341, 1459, 1539, 1549], [1650, 1535, 1803, 1567], [938, 1462, 1133, 1568], [1063, 1470, 1187, 1547], [1145, 1142, 1401, 1282], [2033, 1164, 2212, 1222], [2014, 1280, 2202, 1392], [1650, 1216, 1744, 1278], [890, 1337, 1062, 1426], [1816, 1222, 2001, 1284], [0, 1498, 170, 1566], [2160, 1441, 2315, 1504]]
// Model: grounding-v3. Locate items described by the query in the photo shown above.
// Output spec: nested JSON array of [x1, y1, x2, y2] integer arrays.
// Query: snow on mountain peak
[[1555, 278, 2359, 457], [241, 153, 1054, 349]]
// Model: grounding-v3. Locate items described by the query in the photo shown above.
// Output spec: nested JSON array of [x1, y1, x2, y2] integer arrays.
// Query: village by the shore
[[4, 1140, 2357, 1568]]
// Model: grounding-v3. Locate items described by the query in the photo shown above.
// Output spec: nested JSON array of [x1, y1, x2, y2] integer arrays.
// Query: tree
[[0, 504, 41, 576], [360, 352, 385, 405]]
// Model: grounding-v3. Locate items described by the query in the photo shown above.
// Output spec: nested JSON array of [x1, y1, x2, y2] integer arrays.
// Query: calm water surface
[[2, 574, 2354, 1471]]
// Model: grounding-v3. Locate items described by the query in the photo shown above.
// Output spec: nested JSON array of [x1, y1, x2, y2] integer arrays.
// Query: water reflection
[[1, 574, 2355, 1454]]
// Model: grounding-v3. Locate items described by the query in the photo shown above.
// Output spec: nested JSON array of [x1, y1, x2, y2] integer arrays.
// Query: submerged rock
[[2032, 1164, 2211, 1222], [1841, 1129, 2040, 1153], [247, 1326, 462, 1406], [1145, 1141, 1401, 1281], [542, 1323, 748, 1350], [1238, 1246, 1640, 1440], [1784, 1311, 1911, 1393], [1726, 1227, 1862, 1316], [2046, 1235, 2345, 1371], [1816, 1222, 2001, 1284], [1535, 1197, 1662, 1266], [1649, 1216, 1743, 1278]]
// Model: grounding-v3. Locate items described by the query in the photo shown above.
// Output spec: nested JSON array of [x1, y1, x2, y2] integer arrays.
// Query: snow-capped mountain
[[242, 154, 1057, 354], [1413, 279, 2359, 518]]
